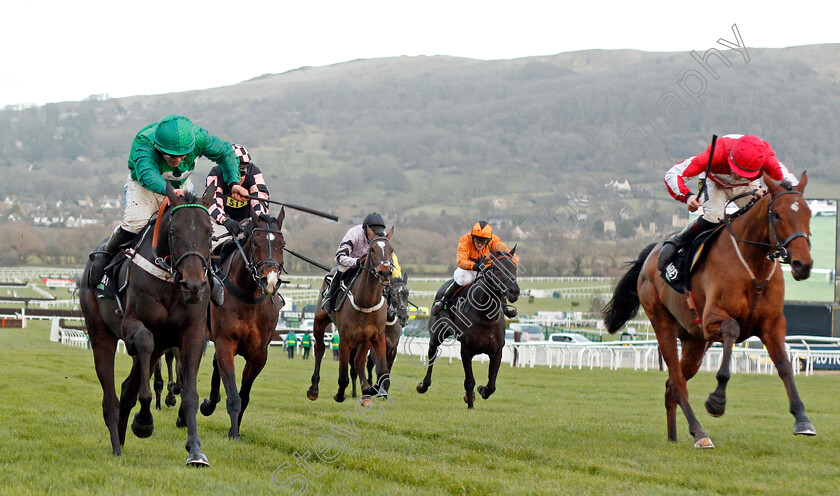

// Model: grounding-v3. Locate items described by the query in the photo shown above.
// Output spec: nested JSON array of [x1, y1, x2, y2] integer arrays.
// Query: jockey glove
[[258, 213, 272, 223], [223, 218, 242, 237]]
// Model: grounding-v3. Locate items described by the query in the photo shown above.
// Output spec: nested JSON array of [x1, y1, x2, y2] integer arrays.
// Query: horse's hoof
[[362, 387, 377, 396], [185, 452, 210, 467], [307, 389, 319, 401], [165, 394, 177, 408], [131, 413, 154, 439], [175, 415, 187, 429], [704, 397, 726, 418], [173, 385, 182, 395], [694, 437, 715, 449], [351, 392, 357, 398], [155, 403, 161, 411], [416, 382, 428, 394], [477, 385, 492, 400], [228, 430, 240, 441], [333, 393, 347, 403], [200, 399, 216, 416], [794, 421, 817, 436], [360, 396, 372, 408]]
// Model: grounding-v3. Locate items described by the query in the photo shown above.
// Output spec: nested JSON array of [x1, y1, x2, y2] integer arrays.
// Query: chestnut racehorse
[[603, 173, 816, 448]]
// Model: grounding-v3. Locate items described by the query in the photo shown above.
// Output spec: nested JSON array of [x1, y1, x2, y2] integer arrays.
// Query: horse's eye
[[774, 211, 781, 220]]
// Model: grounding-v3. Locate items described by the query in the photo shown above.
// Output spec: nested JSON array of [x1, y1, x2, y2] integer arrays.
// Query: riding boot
[[210, 273, 225, 307], [657, 217, 718, 271], [322, 269, 342, 313], [431, 281, 461, 317], [88, 226, 135, 287]]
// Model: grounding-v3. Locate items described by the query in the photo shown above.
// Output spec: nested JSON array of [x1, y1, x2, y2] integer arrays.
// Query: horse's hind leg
[[349, 346, 359, 398], [153, 360, 164, 410], [90, 327, 122, 455], [761, 316, 816, 436], [307, 309, 329, 401], [200, 352, 221, 416], [461, 349, 477, 409], [370, 333, 390, 397], [477, 347, 503, 400], [704, 316, 738, 418], [334, 340, 352, 403]]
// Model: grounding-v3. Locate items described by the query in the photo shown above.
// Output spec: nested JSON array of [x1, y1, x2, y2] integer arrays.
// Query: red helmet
[[471, 221, 492, 241], [728, 135, 771, 180]]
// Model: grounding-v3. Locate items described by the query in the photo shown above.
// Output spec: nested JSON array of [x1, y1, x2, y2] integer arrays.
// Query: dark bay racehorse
[[308, 229, 395, 403], [603, 173, 815, 448], [416, 247, 519, 408], [350, 276, 409, 397], [79, 185, 215, 465], [200, 208, 286, 440]]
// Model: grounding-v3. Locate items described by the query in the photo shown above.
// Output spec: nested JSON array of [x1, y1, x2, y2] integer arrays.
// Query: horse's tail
[[603, 243, 656, 334]]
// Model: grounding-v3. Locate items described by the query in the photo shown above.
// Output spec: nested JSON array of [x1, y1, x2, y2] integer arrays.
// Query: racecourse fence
[[397, 337, 838, 376]]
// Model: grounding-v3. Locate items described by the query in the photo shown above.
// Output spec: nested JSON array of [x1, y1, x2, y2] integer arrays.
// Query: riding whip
[[247, 195, 338, 222], [696, 134, 718, 202], [283, 247, 331, 271]]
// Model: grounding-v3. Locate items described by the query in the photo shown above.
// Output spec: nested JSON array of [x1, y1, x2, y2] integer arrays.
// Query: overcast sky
[[2, 0, 837, 108]]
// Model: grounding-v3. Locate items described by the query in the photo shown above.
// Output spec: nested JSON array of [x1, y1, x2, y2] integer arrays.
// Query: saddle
[[323, 268, 361, 317], [97, 253, 131, 316], [660, 224, 726, 293]]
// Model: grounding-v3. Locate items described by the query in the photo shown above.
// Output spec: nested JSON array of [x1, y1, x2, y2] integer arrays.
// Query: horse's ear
[[250, 204, 259, 225], [510, 244, 517, 256], [200, 184, 215, 208], [165, 183, 180, 205], [763, 172, 780, 196], [386, 226, 394, 240], [403, 273, 408, 283], [276, 206, 286, 230], [796, 171, 808, 193]]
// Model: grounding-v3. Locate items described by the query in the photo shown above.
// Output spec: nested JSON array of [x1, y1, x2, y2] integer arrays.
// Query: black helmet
[[363, 212, 386, 235]]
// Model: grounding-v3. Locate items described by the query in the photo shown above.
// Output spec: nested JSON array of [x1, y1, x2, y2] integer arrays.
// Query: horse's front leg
[[153, 360, 164, 410], [124, 319, 157, 440], [705, 317, 739, 418], [477, 346, 503, 400], [416, 317, 448, 394], [236, 351, 268, 433], [199, 352, 221, 416], [212, 340, 242, 440], [179, 326, 209, 466], [761, 316, 816, 436], [307, 311, 329, 401], [349, 346, 359, 398]]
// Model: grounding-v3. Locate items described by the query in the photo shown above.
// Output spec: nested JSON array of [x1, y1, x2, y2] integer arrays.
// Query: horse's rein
[[724, 189, 810, 264], [361, 236, 395, 285]]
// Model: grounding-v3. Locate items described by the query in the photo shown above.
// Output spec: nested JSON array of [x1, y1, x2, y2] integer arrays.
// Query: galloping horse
[[79, 185, 215, 465], [416, 247, 519, 408], [200, 208, 286, 440], [350, 275, 409, 397], [307, 228, 395, 402], [603, 173, 815, 448]]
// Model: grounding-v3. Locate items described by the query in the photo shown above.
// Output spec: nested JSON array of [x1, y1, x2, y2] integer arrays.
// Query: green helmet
[[154, 115, 195, 156]]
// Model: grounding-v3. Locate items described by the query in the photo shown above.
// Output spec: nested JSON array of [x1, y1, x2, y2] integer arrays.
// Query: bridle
[[360, 236, 395, 286], [724, 189, 810, 265], [153, 202, 211, 284], [224, 219, 286, 299], [479, 252, 519, 297]]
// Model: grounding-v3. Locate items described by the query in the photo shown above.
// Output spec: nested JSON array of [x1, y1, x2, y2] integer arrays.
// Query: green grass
[[2, 323, 839, 495]]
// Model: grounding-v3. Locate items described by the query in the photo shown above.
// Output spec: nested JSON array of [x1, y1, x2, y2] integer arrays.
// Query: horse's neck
[[350, 268, 382, 306], [468, 279, 502, 321], [726, 197, 775, 272]]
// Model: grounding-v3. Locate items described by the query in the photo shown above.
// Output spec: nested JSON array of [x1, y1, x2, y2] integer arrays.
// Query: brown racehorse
[[350, 275, 409, 397], [307, 228, 395, 402], [603, 173, 816, 448], [416, 247, 519, 408], [200, 208, 286, 440], [79, 185, 215, 465]]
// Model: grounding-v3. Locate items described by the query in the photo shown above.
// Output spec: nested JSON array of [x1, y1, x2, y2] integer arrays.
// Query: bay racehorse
[[350, 275, 409, 397], [307, 228, 395, 403], [603, 173, 815, 448], [79, 185, 215, 466], [416, 247, 519, 408], [200, 208, 286, 440]]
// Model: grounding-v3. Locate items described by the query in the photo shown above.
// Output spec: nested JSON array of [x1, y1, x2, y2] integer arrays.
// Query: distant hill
[[1, 45, 838, 274]]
